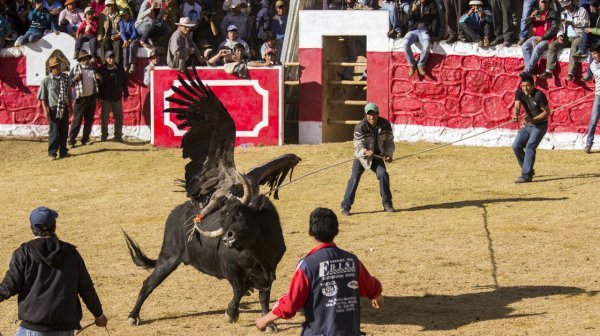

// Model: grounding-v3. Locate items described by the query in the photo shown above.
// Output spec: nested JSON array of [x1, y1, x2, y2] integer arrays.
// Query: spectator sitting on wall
[[98, 0, 122, 64], [458, 0, 494, 47], [98, 50, 129, 142], [259, 31, 276, 60], [404, 0, 438, 76], [0, 12, 15, 48], [74, 7, 99, 60], [573, 0, 600, 63], [119, 8, 140, 73], [381, 0, 403, 38], [221, 0, 249, 41], [520, 0, 558, 76], [248, 47, 280, 66], [537, 0, 589, 81], [218, 24, 251, 57], [180, 0, 202, 23], [90, 0, 106, 16], [6, 0, 33, 36], [0, 206, 108, 332], [143, 50, 161, 86], [58, 0, 84, 35], [14, 0, 58, 48], [135, 0, 169, 48], [167, 17, 198, 71]]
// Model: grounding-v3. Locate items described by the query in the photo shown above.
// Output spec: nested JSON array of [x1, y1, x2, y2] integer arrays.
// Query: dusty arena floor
[[0, 139, 599, 336]]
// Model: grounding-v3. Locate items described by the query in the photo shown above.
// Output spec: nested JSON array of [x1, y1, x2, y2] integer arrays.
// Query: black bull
[[123, 196, 286, 326]]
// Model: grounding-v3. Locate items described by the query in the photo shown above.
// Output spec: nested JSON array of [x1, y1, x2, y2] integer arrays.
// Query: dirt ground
[[0, 139, 599, 336]]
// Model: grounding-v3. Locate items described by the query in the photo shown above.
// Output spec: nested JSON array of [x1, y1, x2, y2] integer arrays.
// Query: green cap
[[364, 102, 379, 114]]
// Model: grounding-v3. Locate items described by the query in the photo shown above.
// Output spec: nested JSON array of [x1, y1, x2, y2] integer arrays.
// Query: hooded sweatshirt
[[0, 237, 103, 332]]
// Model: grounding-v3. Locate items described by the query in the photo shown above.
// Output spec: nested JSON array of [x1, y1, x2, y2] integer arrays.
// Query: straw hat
[[47, 57, 62, 68]]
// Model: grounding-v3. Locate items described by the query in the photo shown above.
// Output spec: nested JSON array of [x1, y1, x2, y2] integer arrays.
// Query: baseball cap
[[227, 24, 238, 32], [29, 206, 58, 233], [364, 102, 379, 114]]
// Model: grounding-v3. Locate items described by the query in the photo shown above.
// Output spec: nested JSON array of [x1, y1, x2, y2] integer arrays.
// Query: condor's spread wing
[[245, 154, 301, 200], [163, 68, 238, 206]]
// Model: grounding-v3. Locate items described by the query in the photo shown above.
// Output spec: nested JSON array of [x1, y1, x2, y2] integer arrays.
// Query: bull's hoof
[[265, 322, 279, 333], [224, 311, 239, 323], [127, 317, 140, 326]]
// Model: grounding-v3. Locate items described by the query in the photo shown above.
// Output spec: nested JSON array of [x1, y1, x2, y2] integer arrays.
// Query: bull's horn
[[197, 227, 224, 238], [239, 173, 252, 205]]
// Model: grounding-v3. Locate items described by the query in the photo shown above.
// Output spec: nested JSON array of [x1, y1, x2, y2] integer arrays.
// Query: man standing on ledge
[[341, 102, 395, 215], [512, 73, 551, 183]]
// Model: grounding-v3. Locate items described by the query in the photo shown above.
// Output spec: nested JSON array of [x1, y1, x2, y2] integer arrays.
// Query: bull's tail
[[122, 230, 157, 269]]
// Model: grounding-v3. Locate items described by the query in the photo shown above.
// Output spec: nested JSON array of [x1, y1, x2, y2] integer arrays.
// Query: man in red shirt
[[255, 208, 383, 335]]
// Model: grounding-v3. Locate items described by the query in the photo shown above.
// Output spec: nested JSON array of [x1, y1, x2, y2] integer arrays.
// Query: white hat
[[227, 24, 238, 31], [175, 17, 196, 27], [105, 0, 115, 5], [469, 0, 483, 5], [558, 0, 571, 5], [230, 0, 243, 8]]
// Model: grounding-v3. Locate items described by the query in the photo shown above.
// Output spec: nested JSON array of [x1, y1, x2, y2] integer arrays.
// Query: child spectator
[[259, 31, 276, 60], [143, 50, 160, 86], [520, 0, 558, 75], [135, 0, 169, 48], [218, 24, 250, 57], [119, 9, 139, 73], [6, 0, 33, 36], [458, 0, 493, 47], [58, 0, 84, 35], [581, 1, 600, 82], [221, 0, 249, 40], [208, 45, 232, 66], [74, 7, 99, 60], [97, 50, 129, 142], [248, 47, 280, 66], [0, 12, 15, 48], [403, 0, 438, 76], [14, 0, 58, 47]]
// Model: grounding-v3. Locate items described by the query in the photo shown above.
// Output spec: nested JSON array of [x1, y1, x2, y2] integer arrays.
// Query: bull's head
[[219, 199, 260, 249]]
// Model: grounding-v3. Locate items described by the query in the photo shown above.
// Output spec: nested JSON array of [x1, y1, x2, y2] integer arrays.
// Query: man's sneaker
[[573, 52, 588, 59], [537, 71, 552, 79], [59, 152, 72, 159], [341, 209, 350, 216], [583, 145, 592, 154], [384, 205, 395, 213], [408, 66, 416, 77], [417, 65, 426, 76], [514, 176, 532, 184], [48, 154, 57, 161], [69, 141, 77, 148], [113, 137, 123, 143]]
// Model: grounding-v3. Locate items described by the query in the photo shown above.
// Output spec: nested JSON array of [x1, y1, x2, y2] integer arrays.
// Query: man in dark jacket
[[403, 0, 438, 76], [340, 102, 395, 215], [0, 206, 107, 334], [255, 207, 383, 334], [98, 50, 129, 142]]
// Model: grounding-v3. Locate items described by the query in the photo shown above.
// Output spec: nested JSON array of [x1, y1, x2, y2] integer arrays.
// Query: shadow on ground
[[403, 197, 567, 212], [361, 285, 597, 330], [71, 148, 151, 157]]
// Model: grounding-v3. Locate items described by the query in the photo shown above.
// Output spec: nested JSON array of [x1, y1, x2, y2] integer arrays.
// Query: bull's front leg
[[225, 274, 245, 323], [259, 288, 279, 333]]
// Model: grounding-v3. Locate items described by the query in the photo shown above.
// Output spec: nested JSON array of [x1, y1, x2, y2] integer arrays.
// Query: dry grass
[[0, 139, 599, 336]]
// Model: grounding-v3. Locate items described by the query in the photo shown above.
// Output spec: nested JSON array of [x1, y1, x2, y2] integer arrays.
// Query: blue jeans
[[519, 0, 536, 42], [136, 21, 168, 41], [512, 121, 548, 178], [381, 1, 402, 34], [16, 327, 74, 336], [341, 158, 392, 211], [403, 29, 431, 67], [586, 95, 600, 147], [522, 37, 549, 74], [15, 30, 42, 46]]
